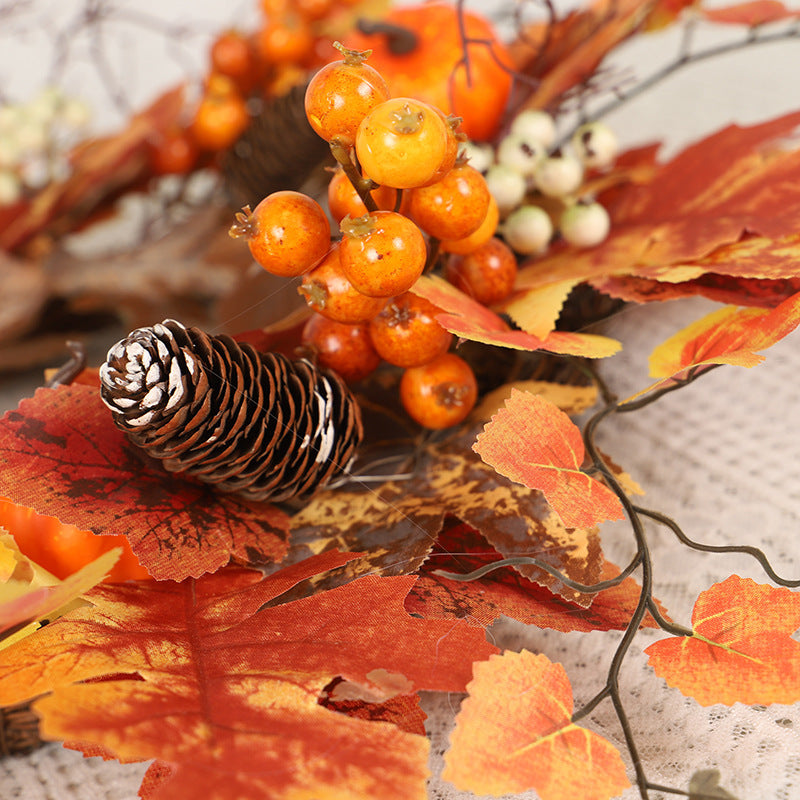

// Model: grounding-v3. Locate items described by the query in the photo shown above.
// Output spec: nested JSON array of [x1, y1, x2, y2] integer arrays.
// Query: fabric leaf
[[442, 650, 630, 800], [645, 575, 800, 705], [0, 386, 290, 581], [0, 551, 497, 800], [473, 390, 624, 528]]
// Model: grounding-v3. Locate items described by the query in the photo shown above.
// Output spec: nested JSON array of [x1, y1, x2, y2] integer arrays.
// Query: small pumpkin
[[344, 3, 513, 142]]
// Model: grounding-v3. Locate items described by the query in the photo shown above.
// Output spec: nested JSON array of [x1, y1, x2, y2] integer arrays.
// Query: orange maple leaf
[[625, 290, 800, 401], [645, 575, 800, 706], [473, 390, 624, 529], [0, 386, 290, 581], [701, 1, 800, 25], [0, 550, 498, 800], [442, 649, 630, 799], [411, 275, 621, 359]]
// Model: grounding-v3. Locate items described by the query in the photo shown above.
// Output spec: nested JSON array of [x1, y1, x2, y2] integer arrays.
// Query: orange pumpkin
[[344, 3, 513, 142], [0, 497, 150, 583]]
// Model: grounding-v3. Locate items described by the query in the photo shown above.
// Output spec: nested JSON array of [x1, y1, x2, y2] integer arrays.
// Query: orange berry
[[339, 211, 427, 298], [400, 353, 478, 429], [210, 30, 258, 92], [302, 314, 380, 383], [355, 97, 450, 189], [444, 237, 518, 305], [190, 84, 249, 151], [230, 191, 330, 277], [148, 127, 198, 175], [407, 162, 491, 241], [256, 13, 314, 65], [296, 0, 335, 21], [298, 244, 386, 323], [439, 193, 499, 255], [305, 44, 390, 146], [369, 293, 452, 368], [327, 166, 397, 223]]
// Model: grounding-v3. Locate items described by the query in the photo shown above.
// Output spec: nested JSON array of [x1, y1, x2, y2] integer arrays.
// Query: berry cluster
[[0, 87, 91, 206], [148, 0, 360, 177], [466, 110, 618, 256], [230, 43, 496, 430]]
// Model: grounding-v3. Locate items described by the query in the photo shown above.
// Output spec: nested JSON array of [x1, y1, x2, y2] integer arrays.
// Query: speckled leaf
[[0, 386, 290, 581], [406, 520, 665, 631]]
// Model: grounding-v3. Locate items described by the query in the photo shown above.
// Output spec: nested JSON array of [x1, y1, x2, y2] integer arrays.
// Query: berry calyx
[[369, 293, 453, 368], [229, 191, 331, 277], [339, 211, 427, 297], [400, 352, 478, 429]]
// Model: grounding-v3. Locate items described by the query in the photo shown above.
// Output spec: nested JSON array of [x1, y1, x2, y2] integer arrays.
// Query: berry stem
[[329, 139, 379, 213]]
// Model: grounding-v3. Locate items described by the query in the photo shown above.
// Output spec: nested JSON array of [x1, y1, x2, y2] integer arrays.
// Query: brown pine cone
[[99, 320, 362, 503]]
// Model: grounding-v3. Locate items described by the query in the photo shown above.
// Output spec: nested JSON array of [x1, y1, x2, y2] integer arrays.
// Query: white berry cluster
[[461, 110, 617, 256], [0, 86, 91, 206]]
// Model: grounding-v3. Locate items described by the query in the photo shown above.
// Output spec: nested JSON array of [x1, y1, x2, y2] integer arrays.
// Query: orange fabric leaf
[[406, 520, 668, 631], [411, 275, 621, 358], [701, 1, 800, 25], [0, 386, 290, 581], [473, 390, 624, 529], [0, 551, 497, 800], [645, 575, 800, 706], [442, 650, 630, 799]]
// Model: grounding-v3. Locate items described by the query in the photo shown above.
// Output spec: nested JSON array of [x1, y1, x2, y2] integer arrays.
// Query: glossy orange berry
[[302, 314, 380, 382], [339, 211, 427, 297], [327, 167, 397, 223], [400, 353, 478, 429], [355, 97, 450, 189], [298, 244, 386, 323], [444, 237, 518, 305], [210, 30, 258, 92], [369, 293, 452, 368], [439, 193, 499, 255], [190, 83, 249, 151], [295, 0, 335, 21], [305, 44, 390, 146], [148, 127, 198, 176], [229, 191, 330, 277], [407, 161, 491, 241]]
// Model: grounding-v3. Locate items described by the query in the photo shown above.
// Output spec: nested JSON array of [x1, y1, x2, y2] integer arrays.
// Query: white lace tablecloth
[[2, 297, 800, 799]]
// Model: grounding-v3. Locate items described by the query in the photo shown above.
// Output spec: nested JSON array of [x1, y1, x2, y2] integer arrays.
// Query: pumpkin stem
[[355, 18, 418, 55]]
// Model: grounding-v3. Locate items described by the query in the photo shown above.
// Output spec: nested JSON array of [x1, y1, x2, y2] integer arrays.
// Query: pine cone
[[99, 320, 362, 503]]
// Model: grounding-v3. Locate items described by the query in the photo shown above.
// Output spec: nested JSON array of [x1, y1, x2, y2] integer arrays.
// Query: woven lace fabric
[[2, 297, 800, 799]]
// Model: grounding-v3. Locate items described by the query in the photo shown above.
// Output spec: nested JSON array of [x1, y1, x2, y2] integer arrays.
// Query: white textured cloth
[[2, 297, 800, 799]]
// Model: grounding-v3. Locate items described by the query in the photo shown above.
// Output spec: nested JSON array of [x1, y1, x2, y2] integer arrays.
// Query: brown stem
[[355, 18, 418, 55]]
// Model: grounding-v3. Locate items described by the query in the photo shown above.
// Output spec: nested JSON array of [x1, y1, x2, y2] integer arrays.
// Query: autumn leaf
[[645, 575, 800, 706], [442, 650, 630, 800], [0, 547, 120, 642], [411, 275, 622, 358], [292, 425, 604, 606], [0, 385, 290, 581], [501, 279, 578, 340], [473, 389, 624, 529], [623, 291, 800, 402], [406, 519, 667, 632], [0, 551, 497, 800], [471, 379, 598, 422], [700, 1, 800, 25], [516, 111, 800, 317]]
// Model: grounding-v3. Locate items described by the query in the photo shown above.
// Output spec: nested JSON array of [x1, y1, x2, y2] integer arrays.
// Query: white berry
[[572, 122, 618, 169], [560, 201, 611, 248], [534, 153, 583, 198], [510, 109, 556, 149], [459, 140, 494, 174], [502, 205, 553, 255], [496, 132, 546, 178], [485, 164, 527, 216], [59, 97, 92, 130], [0, 170, 21, 205]]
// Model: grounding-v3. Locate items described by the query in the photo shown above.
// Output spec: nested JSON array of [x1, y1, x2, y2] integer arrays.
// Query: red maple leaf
[[0, 385, 290, 581]]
